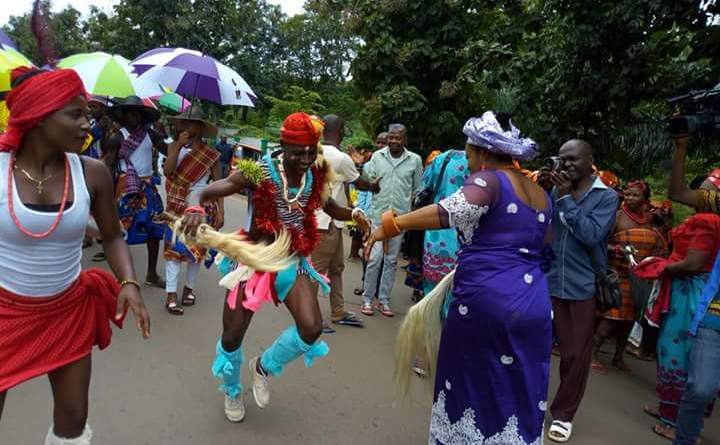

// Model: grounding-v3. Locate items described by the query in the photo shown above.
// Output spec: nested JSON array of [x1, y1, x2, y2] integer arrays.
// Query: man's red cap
[[280, 112, 322, 147]]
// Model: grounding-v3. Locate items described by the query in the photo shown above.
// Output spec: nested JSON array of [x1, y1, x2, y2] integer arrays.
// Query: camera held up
[[545, 156, 565, 172], [667, 85, 720, 138]]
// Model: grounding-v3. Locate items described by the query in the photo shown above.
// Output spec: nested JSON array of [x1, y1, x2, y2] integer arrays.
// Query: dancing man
[[182, 112, 370, 422], [0, 67, 151, 444], [162, 108, 224, 314], [103, 96, 166, 284]]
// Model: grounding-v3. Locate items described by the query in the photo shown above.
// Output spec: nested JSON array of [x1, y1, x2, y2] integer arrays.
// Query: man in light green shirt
[[361, 124, 423, 317]]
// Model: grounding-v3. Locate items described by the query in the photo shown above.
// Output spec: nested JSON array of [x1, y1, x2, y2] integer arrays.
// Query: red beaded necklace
[[622, 204, 649, 225], [8, 155, 70, 239]]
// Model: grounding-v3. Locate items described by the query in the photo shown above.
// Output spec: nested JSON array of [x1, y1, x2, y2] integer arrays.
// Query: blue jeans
[[362, 226, 402, 306], [673, 327, 720, 445]]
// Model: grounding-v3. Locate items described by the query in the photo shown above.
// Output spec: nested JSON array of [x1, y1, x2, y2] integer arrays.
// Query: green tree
[[349, 0, 477, 149], [457, 0, 720, 173], [280, 0, 357, 84]]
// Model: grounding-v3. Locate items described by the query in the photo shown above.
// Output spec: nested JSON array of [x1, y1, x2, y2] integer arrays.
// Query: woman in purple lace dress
[[367, 112, 552, 444]]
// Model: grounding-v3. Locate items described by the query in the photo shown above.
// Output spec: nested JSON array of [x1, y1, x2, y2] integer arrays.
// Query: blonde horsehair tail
[[394, 269, 455, 397], [168, 214, 293, 272]]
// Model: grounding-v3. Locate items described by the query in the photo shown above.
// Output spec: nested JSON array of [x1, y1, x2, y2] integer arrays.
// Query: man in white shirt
[[312, 115, 379, 332]]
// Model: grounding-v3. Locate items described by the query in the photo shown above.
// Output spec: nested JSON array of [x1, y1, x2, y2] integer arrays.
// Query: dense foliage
[[3, 0, 720, 176]]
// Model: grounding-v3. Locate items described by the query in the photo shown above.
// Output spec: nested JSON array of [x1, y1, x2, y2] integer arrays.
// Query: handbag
[[413, 152, 452, 210], [584, 245, 622, 312], [629, 268, 654, 311]]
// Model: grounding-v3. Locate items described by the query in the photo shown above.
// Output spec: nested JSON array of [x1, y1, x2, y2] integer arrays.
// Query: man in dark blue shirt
[[541, 140, 619, 443], [215, 136, 234, 178]]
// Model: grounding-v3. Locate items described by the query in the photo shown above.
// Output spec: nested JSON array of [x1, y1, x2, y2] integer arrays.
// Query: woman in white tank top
[[0, 67, 151, 445]]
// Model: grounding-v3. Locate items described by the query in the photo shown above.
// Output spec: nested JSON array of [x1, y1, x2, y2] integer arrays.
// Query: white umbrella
[[131, 47, 256, 107], [57, 52, 163, 98]]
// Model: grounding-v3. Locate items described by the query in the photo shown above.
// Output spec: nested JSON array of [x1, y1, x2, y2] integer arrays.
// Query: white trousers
[[165, 260, 201, 293]]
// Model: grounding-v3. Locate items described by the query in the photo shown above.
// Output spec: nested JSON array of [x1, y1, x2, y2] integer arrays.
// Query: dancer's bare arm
[[200, 170, 254, 203], [84, 157, 151, 339]]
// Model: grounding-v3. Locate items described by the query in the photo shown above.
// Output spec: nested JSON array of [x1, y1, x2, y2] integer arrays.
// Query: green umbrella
[[57, 52, 162, 97], [152, 90, 191, 113]]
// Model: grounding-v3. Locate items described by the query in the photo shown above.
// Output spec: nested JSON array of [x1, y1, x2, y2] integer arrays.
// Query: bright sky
[[0, 0, 305, 26]]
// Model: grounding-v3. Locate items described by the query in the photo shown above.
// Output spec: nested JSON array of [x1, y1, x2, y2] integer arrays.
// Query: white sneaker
[[224, 394, 246, 422], [249, 356, 271, 408]]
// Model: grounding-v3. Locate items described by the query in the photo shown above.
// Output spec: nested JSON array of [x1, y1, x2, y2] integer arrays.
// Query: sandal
[[653, 423, 701, 444], [166, 295, 184, 315], [181, 288, 197, 306], [332, 312, 364, 327], [322, 321, 336, 334], [353, 288, 363, 296], [653, 423, 676, 442], [591, 360, 608, 375], [548, 420, 572, 443], [643, 404, 660, 419], [612, 358, 632, 373], [92, 251, 106, 262]]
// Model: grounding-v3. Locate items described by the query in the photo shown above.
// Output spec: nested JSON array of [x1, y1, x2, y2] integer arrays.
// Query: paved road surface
[[3, 195, 718, 444]]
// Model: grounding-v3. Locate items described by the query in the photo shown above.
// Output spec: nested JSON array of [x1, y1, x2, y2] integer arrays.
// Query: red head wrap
[[0, 67, 87, 152], [598, 170, 619, 188], [280, 112, 322, 147], [624, 180, 647, 192]]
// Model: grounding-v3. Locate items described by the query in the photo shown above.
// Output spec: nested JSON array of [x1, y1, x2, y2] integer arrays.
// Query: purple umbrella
[[0, 30, 18, 51], [131, 47, 256, 107]]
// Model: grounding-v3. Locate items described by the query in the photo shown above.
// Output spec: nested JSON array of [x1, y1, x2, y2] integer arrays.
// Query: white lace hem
[[429, 391, 543, 445]]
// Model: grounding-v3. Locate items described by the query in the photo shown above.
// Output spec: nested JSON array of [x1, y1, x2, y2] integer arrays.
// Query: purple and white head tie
[[463, 111, 538, 161]]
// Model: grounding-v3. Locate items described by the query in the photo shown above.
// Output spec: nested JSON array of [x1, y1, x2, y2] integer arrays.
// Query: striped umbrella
[[57, 52, 162, 98], [131, 47, 256, 107], [151, 85, 191, 113], [0, 30, 34, 93]]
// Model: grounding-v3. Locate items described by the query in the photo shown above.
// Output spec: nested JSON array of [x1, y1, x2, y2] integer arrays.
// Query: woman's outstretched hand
[[364, 226, 389, 260]]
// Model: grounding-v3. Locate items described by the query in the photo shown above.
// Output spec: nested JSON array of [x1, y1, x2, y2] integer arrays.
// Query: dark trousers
[[550, 296, 596, 422]]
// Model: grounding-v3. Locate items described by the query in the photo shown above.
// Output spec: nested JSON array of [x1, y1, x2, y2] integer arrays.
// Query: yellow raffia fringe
[[394, 269, 455, 397], [167, 213, 293, 272], [0, 101, 8, 132]]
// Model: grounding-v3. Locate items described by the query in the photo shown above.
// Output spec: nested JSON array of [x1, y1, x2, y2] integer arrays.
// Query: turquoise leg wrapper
[[211, 339, 244, 399], [260, 326, 330, 377]]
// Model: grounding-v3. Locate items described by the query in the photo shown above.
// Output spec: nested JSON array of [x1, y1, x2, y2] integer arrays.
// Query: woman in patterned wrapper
[[367, 111, 553, 445], [181, 112, 370, 423]]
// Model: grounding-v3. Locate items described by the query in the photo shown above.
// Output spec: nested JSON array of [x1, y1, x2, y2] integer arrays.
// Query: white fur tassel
[[218, 265, 254, 290], [165, 213, 293, 273]]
